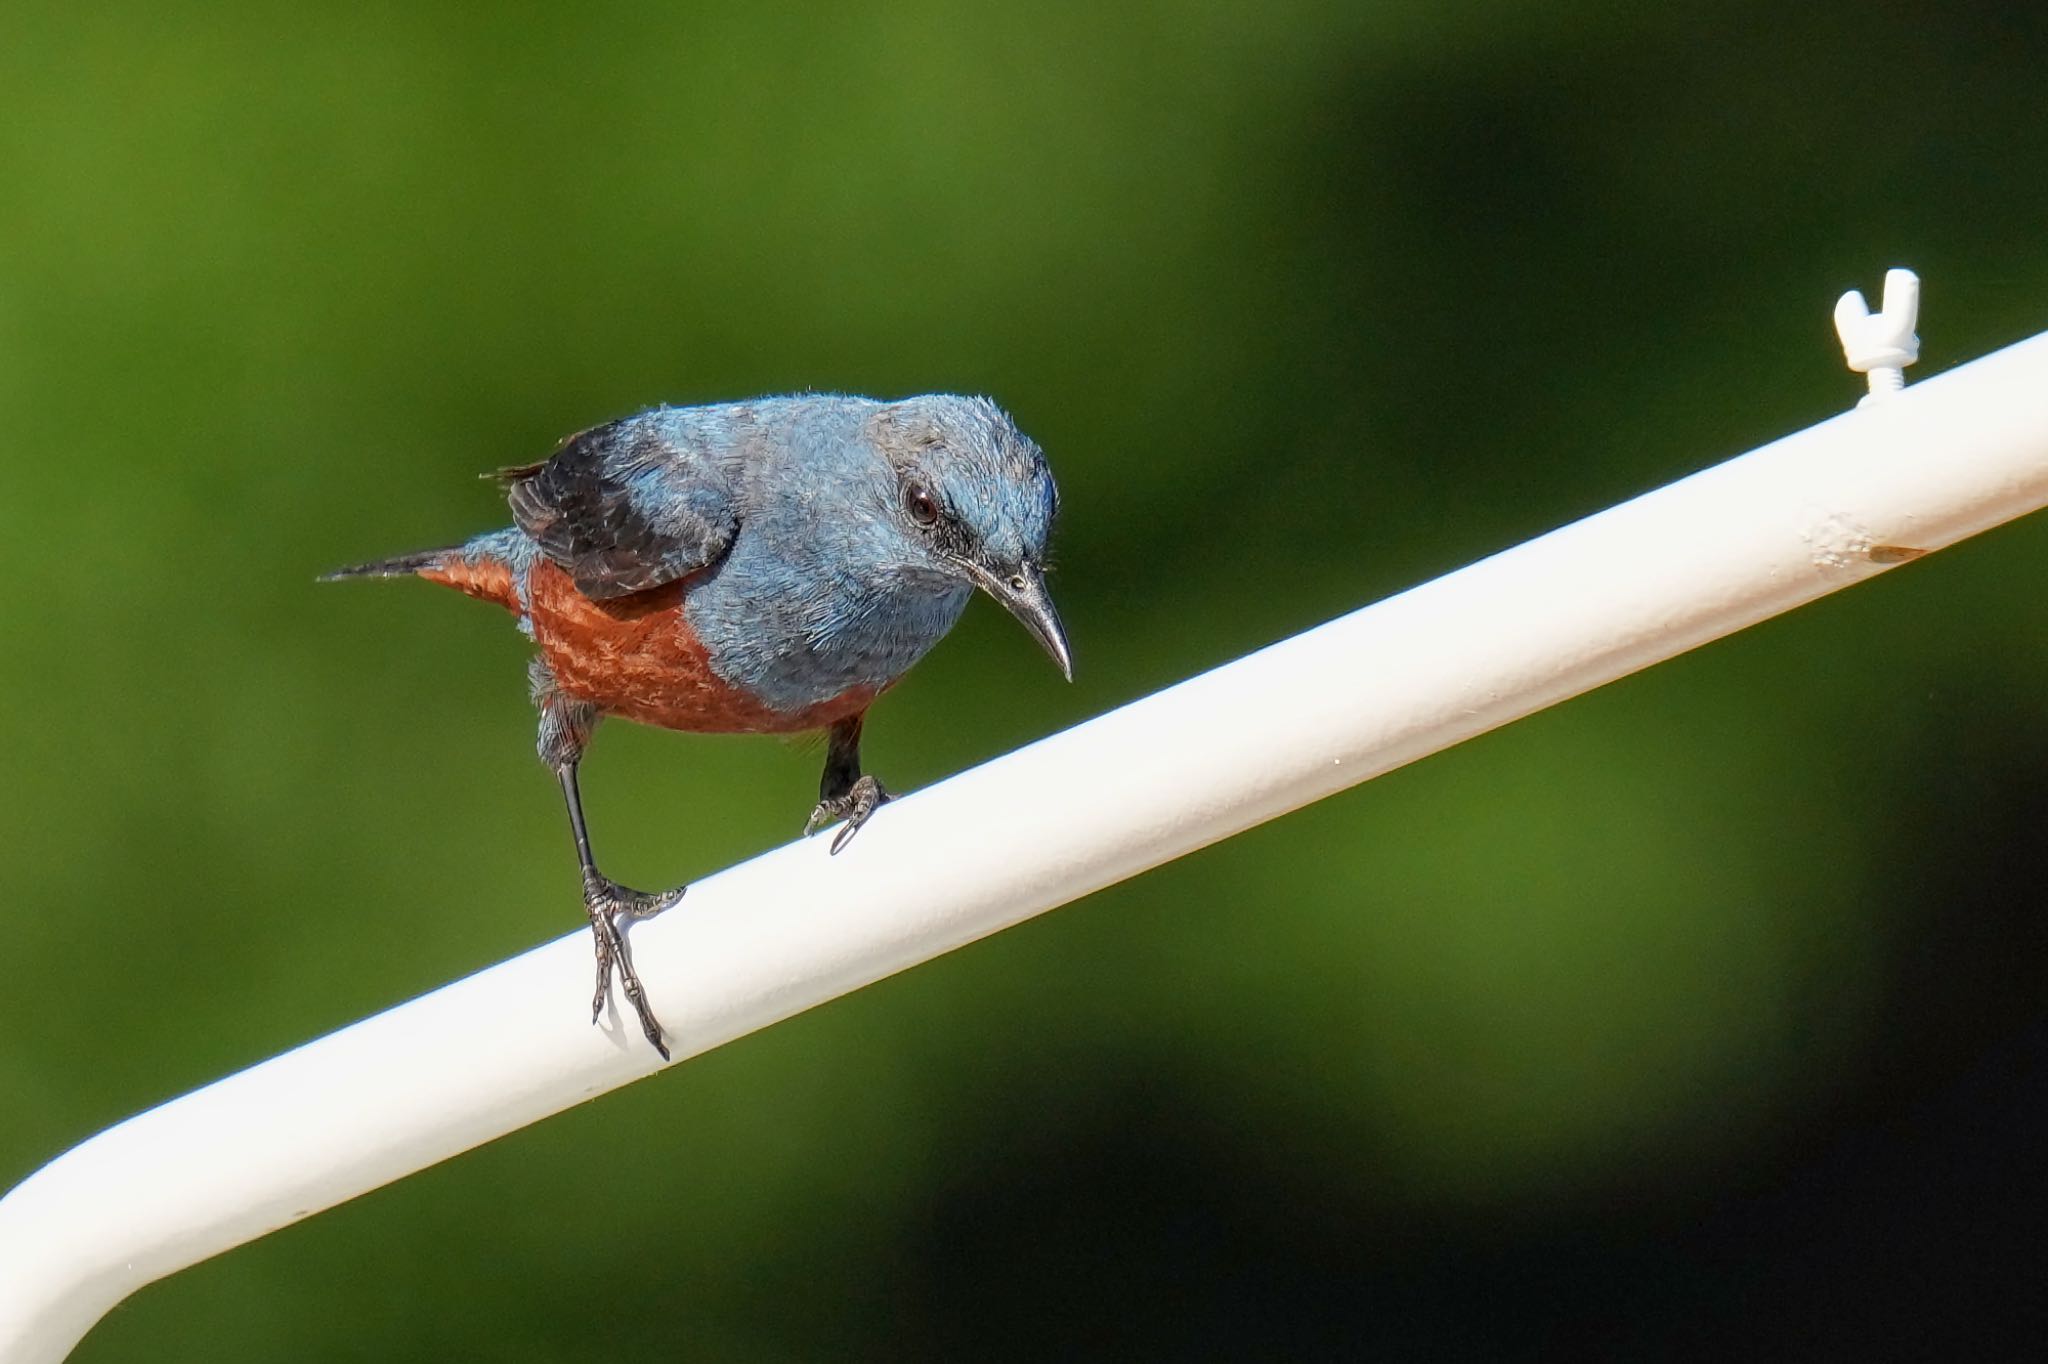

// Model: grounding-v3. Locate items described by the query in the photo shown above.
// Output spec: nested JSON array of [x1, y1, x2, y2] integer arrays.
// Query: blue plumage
[[331, 392, 1070, 1057], [677, 395, 1058, 711]]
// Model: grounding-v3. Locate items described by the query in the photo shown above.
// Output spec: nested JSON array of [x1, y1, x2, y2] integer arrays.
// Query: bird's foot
[[804, 775, 891, 855], [582, 871, 685, 1060]]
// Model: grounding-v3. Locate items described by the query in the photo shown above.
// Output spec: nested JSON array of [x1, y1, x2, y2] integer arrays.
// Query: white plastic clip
[[1834, 268, 1920, 408]]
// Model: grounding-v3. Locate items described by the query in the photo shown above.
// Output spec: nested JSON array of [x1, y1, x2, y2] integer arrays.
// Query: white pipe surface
[[7, 329, 2048, 1360]]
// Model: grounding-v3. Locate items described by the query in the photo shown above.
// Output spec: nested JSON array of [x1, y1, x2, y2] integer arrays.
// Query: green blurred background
[[5, 1, 2047, 1358]]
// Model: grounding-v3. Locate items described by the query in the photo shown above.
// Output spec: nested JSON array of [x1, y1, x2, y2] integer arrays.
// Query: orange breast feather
[[422, 556, 873, 735]]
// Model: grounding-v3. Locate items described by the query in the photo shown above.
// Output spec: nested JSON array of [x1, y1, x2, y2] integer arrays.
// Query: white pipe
[[7, 325, 2048, 1362]]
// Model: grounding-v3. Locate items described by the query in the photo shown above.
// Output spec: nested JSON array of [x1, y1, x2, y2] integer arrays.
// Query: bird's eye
[[903, 483, 941, 527]]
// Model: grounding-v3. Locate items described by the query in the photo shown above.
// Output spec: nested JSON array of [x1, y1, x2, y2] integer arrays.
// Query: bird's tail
[[318, 547, 457, 582], [321, 541, 522, 612]]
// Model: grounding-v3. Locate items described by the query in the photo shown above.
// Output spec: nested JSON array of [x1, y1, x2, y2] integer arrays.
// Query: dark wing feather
[[500, 418, 739, 599]]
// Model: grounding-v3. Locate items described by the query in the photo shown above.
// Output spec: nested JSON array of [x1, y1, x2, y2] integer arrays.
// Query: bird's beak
[[968, 560, 1073, 681]]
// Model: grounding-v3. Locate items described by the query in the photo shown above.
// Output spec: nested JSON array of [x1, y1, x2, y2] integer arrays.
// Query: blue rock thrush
[[328, 394, 1070, 1057]]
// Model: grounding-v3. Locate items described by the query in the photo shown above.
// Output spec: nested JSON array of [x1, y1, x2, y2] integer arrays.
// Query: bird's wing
[[497, 417, 740, 599]]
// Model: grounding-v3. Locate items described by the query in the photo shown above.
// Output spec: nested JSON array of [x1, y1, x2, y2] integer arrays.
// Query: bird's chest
[[524, 540, 967, 733], [684, 553, 970, 719], [519, 559, 842, 734]]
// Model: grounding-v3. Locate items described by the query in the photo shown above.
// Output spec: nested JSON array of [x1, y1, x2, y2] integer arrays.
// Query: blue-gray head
[[865, 395, 1070, 680]]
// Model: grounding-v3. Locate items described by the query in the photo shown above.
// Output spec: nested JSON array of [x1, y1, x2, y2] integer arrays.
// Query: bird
[[326, 393, 1070, 1060]]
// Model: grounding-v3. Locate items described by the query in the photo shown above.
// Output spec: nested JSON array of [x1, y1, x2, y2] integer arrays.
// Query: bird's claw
[[582, 871, 684, 1060], [804, 775, 891, 855]]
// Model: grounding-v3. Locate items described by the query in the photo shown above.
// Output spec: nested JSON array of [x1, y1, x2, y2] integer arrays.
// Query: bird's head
[[868, 395, 1071, 680]]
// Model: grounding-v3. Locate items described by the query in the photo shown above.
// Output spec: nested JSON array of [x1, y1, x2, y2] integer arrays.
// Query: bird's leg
[[535, 660, 679, 1060], [554, 762, 682, 1059], [804, 711, 890, 855]]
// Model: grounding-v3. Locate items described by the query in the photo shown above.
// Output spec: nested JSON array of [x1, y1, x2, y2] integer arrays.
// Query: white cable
[[6, 291, 2048, 1363]]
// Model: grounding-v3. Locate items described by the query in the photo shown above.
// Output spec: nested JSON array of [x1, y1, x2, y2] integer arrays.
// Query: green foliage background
[[4, 2, 2046, 1357]]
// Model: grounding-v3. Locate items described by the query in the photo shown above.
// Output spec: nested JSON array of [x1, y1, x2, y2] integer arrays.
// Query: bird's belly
[[524, 560, 873, 734]]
